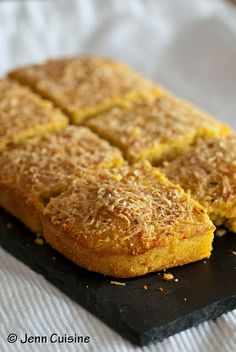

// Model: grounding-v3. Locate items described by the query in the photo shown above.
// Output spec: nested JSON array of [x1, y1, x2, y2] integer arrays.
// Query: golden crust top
[[0, 126, 124, 206], [9, 56, 157, 119], [162, 136, 236, 216], [0, 78, 67, 146], [44, 161, 213, 256], [86, 94, 231, 163]]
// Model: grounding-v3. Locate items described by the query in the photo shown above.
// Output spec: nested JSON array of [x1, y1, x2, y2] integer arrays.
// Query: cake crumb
[[203, 260, 207, 264], [232, 251, 236, 256], [174, 278, 179, 282], [158, 287, 164, 292], [163, 273, 174, 281], [35, 238, 44, 245], [52, 256, 56, 260], [110, 281, 126, 286], [112, 173, 123, 181], [6, 223, 12, 229], [143, 285, 148, 290], [215, 229, 227, 237], [184, 298, 187, 301]]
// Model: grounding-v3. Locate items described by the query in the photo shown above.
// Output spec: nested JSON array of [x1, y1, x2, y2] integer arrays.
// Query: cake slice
[[86, 94, 231, 165], [9, 56, 161, 124], [42, 161, 214, 278], [162, 136, 236, 232], [0, 78, 68, 152], [0, 126, 124, 233]]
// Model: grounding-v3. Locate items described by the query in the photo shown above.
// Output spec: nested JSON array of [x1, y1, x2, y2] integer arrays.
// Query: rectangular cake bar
[[86, 94, 232, 165], [162, 136, 236, 233], [0, 78, 68, 152], [42, 161, 215, 278]]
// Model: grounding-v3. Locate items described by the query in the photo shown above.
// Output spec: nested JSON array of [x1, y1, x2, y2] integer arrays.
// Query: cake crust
[[42, 162, 214, 277]]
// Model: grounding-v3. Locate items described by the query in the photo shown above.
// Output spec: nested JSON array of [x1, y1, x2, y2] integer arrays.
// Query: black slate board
[[0, 208, 236, 347]]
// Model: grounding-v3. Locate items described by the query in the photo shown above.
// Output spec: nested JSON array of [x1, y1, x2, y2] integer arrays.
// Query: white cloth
[[0, 1, 236, 351]]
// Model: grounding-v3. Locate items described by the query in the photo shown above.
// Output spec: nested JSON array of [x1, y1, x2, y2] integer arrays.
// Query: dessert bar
[[42, 162, 214, 278], [162, 136, 236, 232], [0, 78, 68, 152]]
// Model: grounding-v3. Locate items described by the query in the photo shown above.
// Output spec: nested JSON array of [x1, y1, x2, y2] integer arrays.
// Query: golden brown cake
[[86, 94, 231, 165], [0, 126, 124, 233], [0, 78, 68, 152], [42, 161, 214, 278], [9, 56, 162, 124], [162, 136, 236, 232]]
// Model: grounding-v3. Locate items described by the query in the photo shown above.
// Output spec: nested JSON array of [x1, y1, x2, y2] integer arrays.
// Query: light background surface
[[0, 0, 236, 351]]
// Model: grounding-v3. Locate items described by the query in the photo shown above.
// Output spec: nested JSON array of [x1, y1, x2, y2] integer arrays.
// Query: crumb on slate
[[215, 229, 227, 237], [174, 278, 179, 282], [163, 273, 174, 281], [158, 287, 164, 292], [6, 223, 12, 229], [110, 281, 126, 286], [143, 285, 148, 290], [35, 238, 44, 245], [232, 251, 236, 256]]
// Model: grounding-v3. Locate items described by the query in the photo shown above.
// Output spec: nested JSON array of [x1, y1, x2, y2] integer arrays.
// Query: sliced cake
[[42, 161, 215, 278], [0, 78, 68, 152], [162, 136, 236, 232], [86, 94, 231, 165]]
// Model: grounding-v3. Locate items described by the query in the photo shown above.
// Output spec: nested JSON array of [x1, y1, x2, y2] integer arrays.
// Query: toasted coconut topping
[[163, 136, 236, 213], [44, 162, 213, 255], [9, 56, 156, 112], [87, 93, 230, 163], [110, 281, 126, 286], [0, 126, 124, 202], [0, 78, 66, 143]]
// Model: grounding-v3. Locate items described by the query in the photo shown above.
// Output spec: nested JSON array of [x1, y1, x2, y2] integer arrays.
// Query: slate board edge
[[139, 295, 236, 346], [1, 223, 236, 347]]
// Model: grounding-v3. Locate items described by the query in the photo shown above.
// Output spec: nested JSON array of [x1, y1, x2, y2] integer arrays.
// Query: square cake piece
[[0, 126, 124, 233], [162, 136, 236, 232], [42, 161, 214, 278], [0, 78, 68, 152], [86, 94, 231, 165], [9, 56, 161, 124]]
